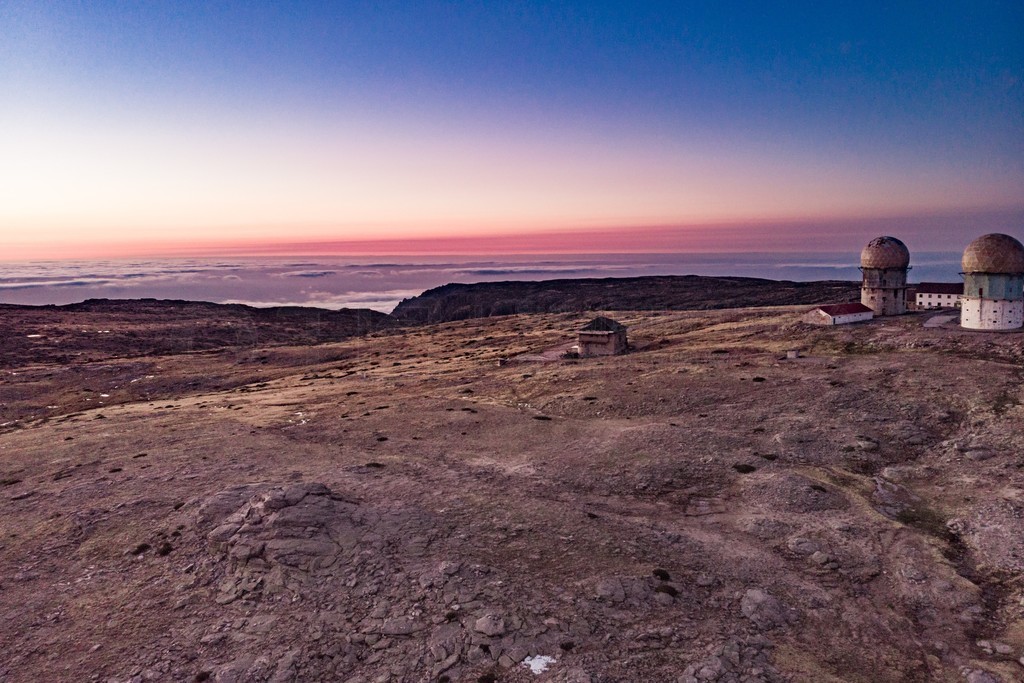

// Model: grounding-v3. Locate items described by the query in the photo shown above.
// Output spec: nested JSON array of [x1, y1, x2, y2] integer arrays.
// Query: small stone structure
[[803, 302, 874, 326], [577, 316, 627, 356]]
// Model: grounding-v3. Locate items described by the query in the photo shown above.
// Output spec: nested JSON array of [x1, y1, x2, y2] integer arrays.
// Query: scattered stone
[[196, 484, 266, 527], [380, 617, 424, 636], [680, 636, 782, 683], [809, 551, 831, 565], [856, 437, 879, 452], [595, 578, 626, 604], [740, 589, 791, 630], [965, 448, 994, 461], [653, 590, 674, 607], [474, 614, 506, 637], [269, 649, 300, 683], [209, 523, 241, 543], [786, 537, 820, 556]]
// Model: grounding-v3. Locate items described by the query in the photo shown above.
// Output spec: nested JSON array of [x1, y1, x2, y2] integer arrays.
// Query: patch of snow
[[26, 334, 42, 338], [100, 394, 110, 398], [522, 655, 556, 674]]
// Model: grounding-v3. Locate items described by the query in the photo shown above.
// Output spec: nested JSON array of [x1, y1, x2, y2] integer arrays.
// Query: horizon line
[[6, 206, 1023, 261]]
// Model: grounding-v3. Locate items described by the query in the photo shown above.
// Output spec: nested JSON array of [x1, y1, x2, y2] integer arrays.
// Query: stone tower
[[860, 236, 910, 316], [960, 233, 1024, 330]]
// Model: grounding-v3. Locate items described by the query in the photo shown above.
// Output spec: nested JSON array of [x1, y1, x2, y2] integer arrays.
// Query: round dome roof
[[860, 236, 910, 270], [962, 233, 1024, 274]]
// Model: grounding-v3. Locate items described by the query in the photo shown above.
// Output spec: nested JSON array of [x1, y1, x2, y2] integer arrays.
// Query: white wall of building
[[804, 308, 874, 325], [916, 293, 961, 309], [961, 298, 1024, 330], [831, 311, 875, 325]]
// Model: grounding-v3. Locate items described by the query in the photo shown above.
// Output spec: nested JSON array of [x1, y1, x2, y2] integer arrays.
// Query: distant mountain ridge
[[391, 275, 861, 324]]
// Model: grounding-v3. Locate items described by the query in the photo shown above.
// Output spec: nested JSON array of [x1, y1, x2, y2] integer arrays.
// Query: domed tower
[[960, 233, 1024, 330], [860, 236, 910, 316]]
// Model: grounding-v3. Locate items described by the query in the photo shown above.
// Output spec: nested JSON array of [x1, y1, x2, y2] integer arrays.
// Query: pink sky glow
[[8, 207, 1022, 261]]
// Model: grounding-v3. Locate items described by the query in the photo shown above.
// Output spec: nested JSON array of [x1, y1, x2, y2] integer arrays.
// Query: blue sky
[[2, 1, 1022, 258]]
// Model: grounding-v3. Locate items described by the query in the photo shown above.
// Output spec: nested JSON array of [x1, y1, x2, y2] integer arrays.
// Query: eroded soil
[[1, 306, 1022, 682]]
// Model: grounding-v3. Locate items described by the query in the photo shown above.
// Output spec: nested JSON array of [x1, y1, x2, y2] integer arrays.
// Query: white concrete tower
[[860, 236, 910, 316], [960, 233, 1024, 330]]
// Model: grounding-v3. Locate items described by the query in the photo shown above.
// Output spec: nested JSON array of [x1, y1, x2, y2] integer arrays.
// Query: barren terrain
[[1, 304, 1023, 682]]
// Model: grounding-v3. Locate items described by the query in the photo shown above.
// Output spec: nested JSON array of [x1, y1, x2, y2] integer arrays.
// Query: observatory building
[[860, 236, 910, 316], [960, 233, 1024, 330]]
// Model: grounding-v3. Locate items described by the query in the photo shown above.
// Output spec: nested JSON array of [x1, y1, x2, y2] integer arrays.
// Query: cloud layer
[[0, 252, 966, 313]]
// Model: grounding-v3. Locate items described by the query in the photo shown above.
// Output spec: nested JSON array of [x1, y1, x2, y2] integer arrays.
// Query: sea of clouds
[[0, 253, 963, 313]]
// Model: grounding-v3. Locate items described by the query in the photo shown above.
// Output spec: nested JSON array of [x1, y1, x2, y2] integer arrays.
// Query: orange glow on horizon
[[5, 98, 1023, 263], [7, 206, 1022, 261]]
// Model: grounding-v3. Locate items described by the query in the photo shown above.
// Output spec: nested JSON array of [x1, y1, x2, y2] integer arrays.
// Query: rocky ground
[[0, 299, 394, 368], [1, 305, 1023, 682]]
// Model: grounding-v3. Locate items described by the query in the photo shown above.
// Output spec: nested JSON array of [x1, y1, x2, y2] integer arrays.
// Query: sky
[[2, 1, 1022, 259]]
